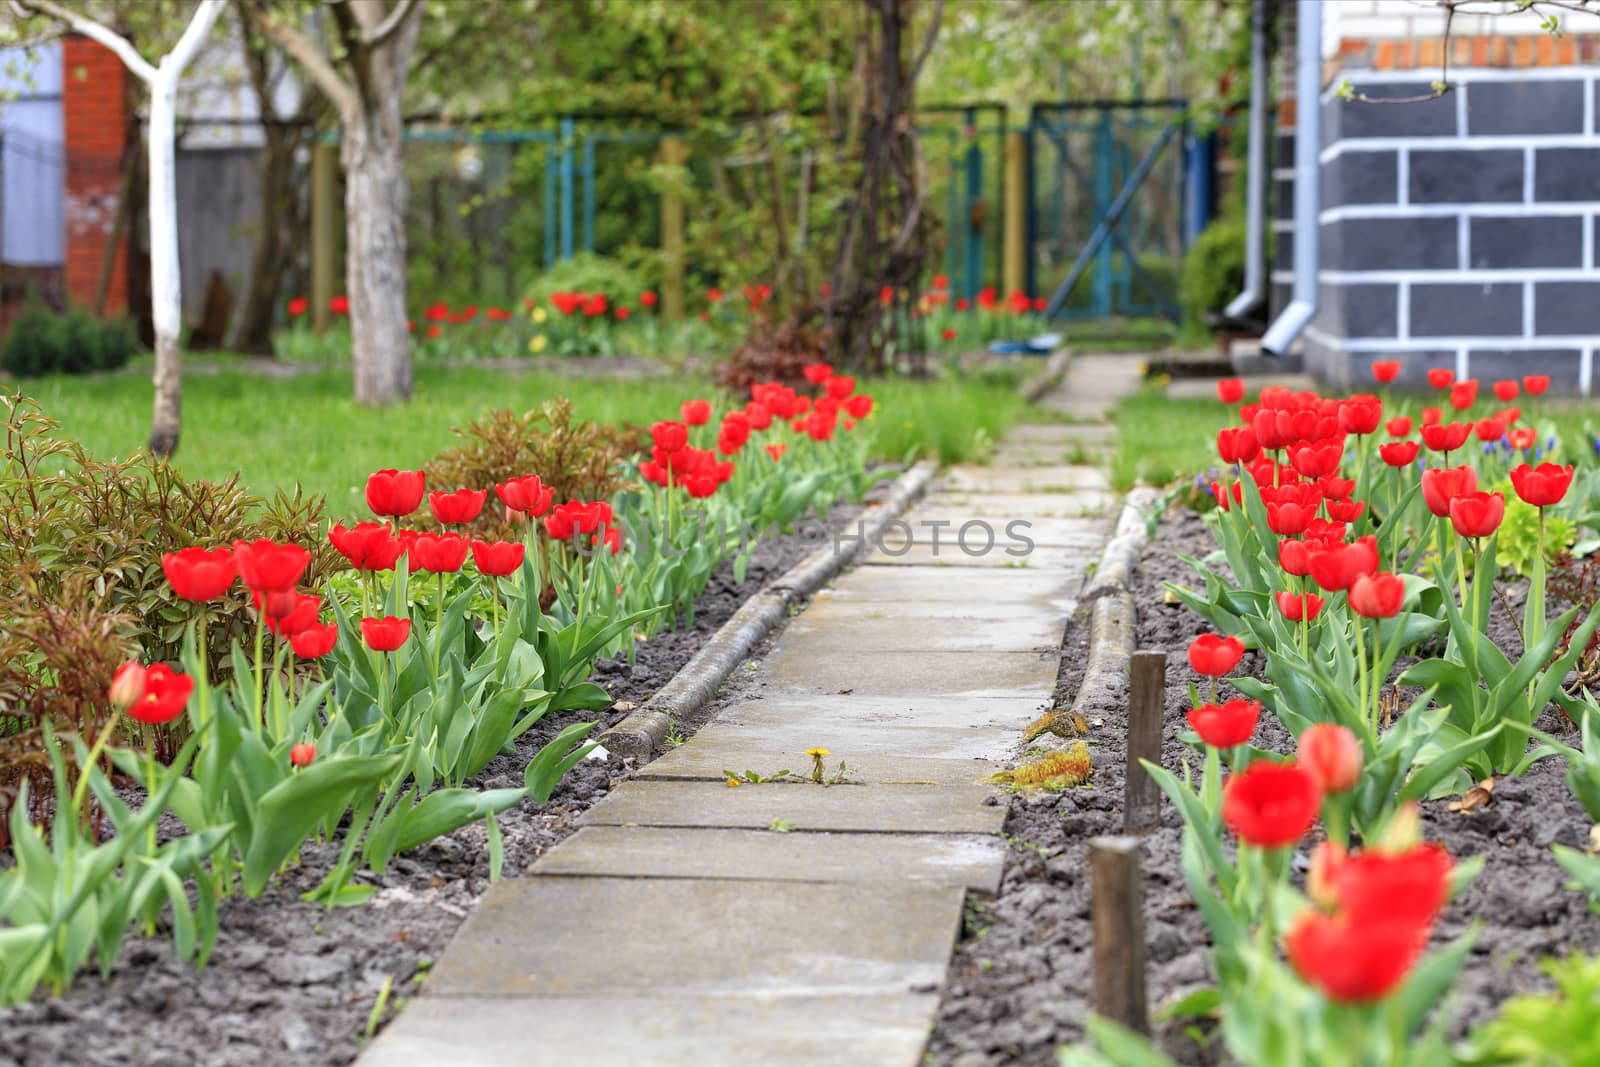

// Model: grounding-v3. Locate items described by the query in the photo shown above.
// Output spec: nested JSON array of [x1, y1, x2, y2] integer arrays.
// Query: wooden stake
[[1123, 650, 1167, 834], [1089, 835, 1149, 1035], [310, 141, 338, 335], [659, 136, 687, 322]]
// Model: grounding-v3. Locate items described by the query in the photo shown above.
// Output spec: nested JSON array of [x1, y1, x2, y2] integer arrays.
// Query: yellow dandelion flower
[[804, 747, 830, 757], [528, 334, 547, 354], [531, 305, 548, 324], [725, 777, 742, 788]]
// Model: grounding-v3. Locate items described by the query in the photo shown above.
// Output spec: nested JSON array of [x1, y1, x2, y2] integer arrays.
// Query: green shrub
[[523, 253, 650, 311], [1179, 217, 1246, 330], [0, 295, 137, 378], [1463, 954, 1600, 1066]]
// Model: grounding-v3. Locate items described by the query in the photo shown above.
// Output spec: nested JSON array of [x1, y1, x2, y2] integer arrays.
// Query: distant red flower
[[496, 475, 553, 518], [470, 539, 525, 577], [955, 298, 970, 312], [706, 287, 724, 303], [1492, 379, 1519, 401], [1508, 427, 1538, 450], [582, 294, 608, 317], [109, 662, 147, 710], [1222, 761, 1321, 848], [615, 306, 631, 321], [1386, 416, 1412, 436], [428, 488, 487, 526], [329, 522, 405, 572], [1510, 462, 1574, 508], [652, 420, 690, 452], [231, 539, 311, 594], [407, 533, 469, 574], [766, 443, 786, 461], [681, 400, 712, 426], [1275, 591, 1325, 622], [1338, 394, 1382, 435], [1449, 380, 1479, 410], [1307, 536, 1379, 592], [1420, 465, 1478, 517], [1523, 374, 1550, 396], [1419, 421, 1470, 453], [1370, 360, 1400, 384], [803, 363, 834, 385], [1448, 491, 1505, 538], [427, 324, 442, 339], [1186, 699, 1260, 748], [1474, 415, 1508, 442], [845, 394, 874, 419], [124, 663, 194, 725], [330, 295, 349, 315], [258, 591, 322, 636], [1379, 441, 1419, 466], [942, 327, 956, 342], [1349, 571, 1404, 618], [1421, 406, 1442, 426], [290, 743, 316, 768], [361, 615, 411, 652], [641, 291, 658, 308], [1426, 368, 1455, 389], [1188, 634, 1244, 677], [366, 469, 426, 518], [1215, 426, 1260, 465], [162, 546, 237, 602], [824, 375, 856, 400], [1216, 378, 1245, 404], [290, 622, 338, 660], [287, 297, 309, 317], [1297, 724, 1363, 793]]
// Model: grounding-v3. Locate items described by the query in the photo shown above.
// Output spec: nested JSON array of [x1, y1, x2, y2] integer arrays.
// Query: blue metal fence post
[[1093, 111, 1113, 317], [945, 134, 960, 290], [963, 107, 984, 299], [544, 139, 556, 269], [1024, 115, 1037, 303], [581, 133, 596, 255], [559, 115, 575, 261]]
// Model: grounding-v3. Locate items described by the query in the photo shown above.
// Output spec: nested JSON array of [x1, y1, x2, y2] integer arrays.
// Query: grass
[[19, 364, 1028, 514], [1108, 382, 1600, 493]]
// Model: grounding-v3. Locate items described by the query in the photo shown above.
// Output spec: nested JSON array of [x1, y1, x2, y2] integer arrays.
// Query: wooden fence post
[[1003, 129, 1026, 298], [1089, 835, 1150, 1035], [1124, 650, 1167, 834], [310, 141, 338, 335], [660, 136, 686, 322]]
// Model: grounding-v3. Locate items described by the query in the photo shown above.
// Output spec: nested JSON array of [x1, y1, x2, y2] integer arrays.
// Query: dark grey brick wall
[[1324, 216, 1457, 271], [1465, 80, 1587, 136], [1534, 282, 1600, 335], [1533, 148, 1600, 202], [1337, 283, 1400, 339], [1470, 216, 1585, 269], [1409, 149, 1524, 203], [1324, 150, 1397, 207], [1333, 83, 1457, 139], [1411, 283, 1523, 337], [1467, 349, 1585, 391]]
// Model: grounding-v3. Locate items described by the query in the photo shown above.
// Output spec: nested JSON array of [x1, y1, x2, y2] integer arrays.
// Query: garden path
[[356, 356, 1137, 1066]]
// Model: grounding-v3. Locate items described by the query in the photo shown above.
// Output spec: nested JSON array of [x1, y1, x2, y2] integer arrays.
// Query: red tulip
[[1419, 421, 1470, 453], [1285, 911, 1428, 1003], [1337, 394, 1382, 435], [1420, 465, 1478, 518], [232, 539, 311, 594], [1222, 761, 1322, 848], [329, 295, 349, 315], [1385, 416, 1412, 437], [407, 533, 469, 574], [1187, 699, 1261, 748], [1290, 440, 1343, 480], [1279, 539, 1313, 577], [428, 488, 486, 526], [652, 420, 689, 453], [1307, 536, 1379, 592], [366, 469, 426, 518], [1509, 462, 1574, 508], [1523, 374, 1550, 396], [161, 546, 237, 602], [471, 539, 525, 577], [1216, 378, 1245, 404], [496, 475, 554, 517], [287, 296, 309, 317], [109, 662, 148, 710], [681, 399, 712, 426], [1188, 634, 1245, 677], [1421, 406, 1442, 426], [1370, 360, 1401, 384], [845, 394, 874, 419], [361, 615, 411, 652], [1474, 416, 1507, 442], [1449, 491, 1506, 538], [290, 622, 338, 659], [1325, 498, 1365, 524], [1211, 481, 1242, 511], [766, 443, 786, 461], [1378, 441, 1419, 467], [1326, 842, 1454, 928], [258, 591, 322, 635], [290, 742, 316, 768], [1297, 724, 1364, 793], [1448, 380, 1479, 410], [803, 363, 833, 385], [1215, 426, 1259, 464], [824, 375, 856, 400], [1349, 571, 1405, 618], [1267, 502, 1317, 536], [1426, 368, 1454, 389], [124, 663, 194, 725], [329, 522, 405, 572], [1508, 427, 1538, 450], [941, 327, 956, 341], [640, 291, 658, 308], [1492, 379, 1519, 402], [1275, 591, 1325, 622]]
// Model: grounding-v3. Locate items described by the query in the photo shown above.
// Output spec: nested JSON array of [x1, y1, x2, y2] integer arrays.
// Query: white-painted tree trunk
[[146, 72, 183, 455], [343, 113, 413, 406]]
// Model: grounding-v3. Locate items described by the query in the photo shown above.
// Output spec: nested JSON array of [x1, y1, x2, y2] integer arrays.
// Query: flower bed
[[0, 365, 886, 1032], [1064, 370, 1600, 1064]]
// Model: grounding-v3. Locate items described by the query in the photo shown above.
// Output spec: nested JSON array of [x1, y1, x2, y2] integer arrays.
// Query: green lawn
[[19, 364, 1027, 514]]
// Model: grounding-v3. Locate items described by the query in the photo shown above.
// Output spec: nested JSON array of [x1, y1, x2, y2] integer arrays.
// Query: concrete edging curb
[[1018, 349, 1072, 404], [1069, 486, 1161, 722], [597, 459, 941, 763]]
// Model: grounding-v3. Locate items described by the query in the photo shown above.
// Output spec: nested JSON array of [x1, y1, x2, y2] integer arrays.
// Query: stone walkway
[[358, 357, 1135, 1067]]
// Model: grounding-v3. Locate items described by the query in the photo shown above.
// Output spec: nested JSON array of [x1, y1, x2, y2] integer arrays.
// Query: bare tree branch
[[12, 0, 156, 82], [355, 0, 417, 47], [906, 0, 944, 85], [251, 5, 360, 116]]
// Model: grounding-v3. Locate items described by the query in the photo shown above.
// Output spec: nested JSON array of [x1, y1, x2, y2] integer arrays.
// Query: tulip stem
[[1529, 508, 1547, 662], [71, 712, 121, 820], [252, 611, 266, 735], [1353, 609, 1372, 742], [434, 573, 445, 678]]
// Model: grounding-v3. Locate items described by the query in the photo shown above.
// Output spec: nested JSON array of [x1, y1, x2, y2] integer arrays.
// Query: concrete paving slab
[[425, 876, 967, 997], [358, 993, 939, 1067], [823, 564, 1084, 610], [578, 779, 1007, 834], [917, 491, 1117, 519], [943, 464, 1111, 493], [879, 512, 1114, 547], [760, 645, 1058, 697], [640, 740, 1000, 785], [713, 692, 1044, 732], [1037, 354, 1146, 419], [863, 541, 1095, 570], [689, 719, 1020, 761], [533, 826, 1006, 892], [1002, 422, 1113, 444], [783, 597, 1063, 651]]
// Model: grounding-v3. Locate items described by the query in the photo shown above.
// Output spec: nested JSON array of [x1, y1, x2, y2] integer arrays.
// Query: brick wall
[[61, 35, 129, 315], [1300, 68, 1599, 392]]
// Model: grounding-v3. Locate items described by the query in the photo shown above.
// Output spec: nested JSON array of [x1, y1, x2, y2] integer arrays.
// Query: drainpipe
[[1261, 0, 1321, 357], [1223, 0, 1269, 320]]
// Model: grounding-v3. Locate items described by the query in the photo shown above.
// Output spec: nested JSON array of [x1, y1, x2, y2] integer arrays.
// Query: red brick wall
[[62, 35, 130, 316], [1334, 33, 1600, 74]]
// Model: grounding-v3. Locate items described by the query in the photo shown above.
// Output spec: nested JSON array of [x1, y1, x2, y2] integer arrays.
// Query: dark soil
[[929, 506, 1600, 1067], [0, 499, 873, 1067]]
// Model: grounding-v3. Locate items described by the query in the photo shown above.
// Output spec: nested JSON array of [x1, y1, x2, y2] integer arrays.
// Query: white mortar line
[[1458, 214, 1469, 271], [1319, 267, 1590, 283], [1456, 347, 1469, 380], [1456, 85, 1468, 138], [1397, 148, 1409, 205], [1306, 335, 1598, 352], [1322, 136, 1599, 163], [1320, 203, 1591, 223], [1583, 347, 1594, 396], [1524, 147, 1535, 204], [1524, 280, 1535, 339]]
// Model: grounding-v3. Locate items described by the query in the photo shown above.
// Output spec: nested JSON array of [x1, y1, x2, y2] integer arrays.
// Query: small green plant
[[1462, 954, 1600, 1066], [0, 294, 137, 378]]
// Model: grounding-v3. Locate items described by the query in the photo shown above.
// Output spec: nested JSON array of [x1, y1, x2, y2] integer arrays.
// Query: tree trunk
[[343, 109, 412, 405], [226, 124, 299, 353], [146, 74, 183, 457]]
